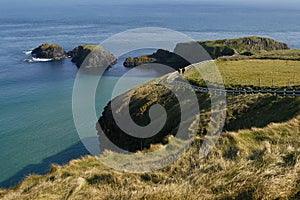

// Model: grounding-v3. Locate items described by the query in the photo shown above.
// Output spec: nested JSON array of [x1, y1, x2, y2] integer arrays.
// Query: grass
[[1, 112, 299, 199], [252, 49, 300, 60], [185, 59, 300, 89], [38, 43, 63, 50]]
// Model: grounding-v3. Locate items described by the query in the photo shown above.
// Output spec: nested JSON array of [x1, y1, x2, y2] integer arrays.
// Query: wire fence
[[170, 80, 300, 97]]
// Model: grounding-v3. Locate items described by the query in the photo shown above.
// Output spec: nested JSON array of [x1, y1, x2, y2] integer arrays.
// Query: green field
[[185, 59, 300, 89], [252, 49, 300, 60]]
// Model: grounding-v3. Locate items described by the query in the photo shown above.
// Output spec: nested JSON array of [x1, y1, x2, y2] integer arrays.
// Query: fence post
[[293, 89, 296, 97], [258, 79, 261, 87], [272, 79, 274, 88]]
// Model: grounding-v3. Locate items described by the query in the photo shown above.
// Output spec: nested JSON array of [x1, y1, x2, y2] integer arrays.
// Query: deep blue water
[[0, 1, 300, 188]]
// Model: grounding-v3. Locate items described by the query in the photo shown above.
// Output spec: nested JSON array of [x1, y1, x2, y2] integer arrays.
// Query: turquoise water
[[1, 1, 300, 187]]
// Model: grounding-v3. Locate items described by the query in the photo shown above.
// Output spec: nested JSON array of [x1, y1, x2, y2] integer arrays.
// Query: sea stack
[[31, 43, 67, 60], [69, 45, 117, 70]]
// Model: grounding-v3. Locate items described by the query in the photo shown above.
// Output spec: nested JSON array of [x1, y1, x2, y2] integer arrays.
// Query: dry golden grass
[[1, 112, 299, 200]]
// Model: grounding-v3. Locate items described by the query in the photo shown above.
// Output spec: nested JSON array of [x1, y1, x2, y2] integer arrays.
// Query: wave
[[24, 58, 53, 62], [23, 50, 32, 55]]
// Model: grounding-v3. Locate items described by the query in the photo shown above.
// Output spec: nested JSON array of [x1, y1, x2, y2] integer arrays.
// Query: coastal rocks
[[123, 49, 190, 69], [70, 45, 117, 70], [31, 43, 67, 60]]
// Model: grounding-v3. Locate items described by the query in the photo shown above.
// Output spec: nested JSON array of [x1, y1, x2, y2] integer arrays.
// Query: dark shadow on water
[[0, 140, 91, 189]]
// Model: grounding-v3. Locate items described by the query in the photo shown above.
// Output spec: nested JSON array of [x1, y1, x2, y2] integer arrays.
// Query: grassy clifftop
[[1, 109, 299, 199]]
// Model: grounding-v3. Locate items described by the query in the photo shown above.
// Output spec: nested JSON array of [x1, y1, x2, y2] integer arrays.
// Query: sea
[[0, 0, 300, 188]]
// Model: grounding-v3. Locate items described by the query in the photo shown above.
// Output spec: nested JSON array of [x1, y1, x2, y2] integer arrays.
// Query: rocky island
[[69, 45, 117, 70], [30, 43, 67, 60]]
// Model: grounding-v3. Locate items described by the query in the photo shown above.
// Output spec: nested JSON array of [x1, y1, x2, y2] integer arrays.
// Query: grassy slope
[[1, 113, 299, 199], [185, 59, 300, 88]]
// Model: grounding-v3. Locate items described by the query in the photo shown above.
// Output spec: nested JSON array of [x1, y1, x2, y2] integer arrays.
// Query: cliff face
[[31, 43, 66, 60], [97, 82, 186, 152], [98, 72, 300, 153], [70, 45, 117, 69]]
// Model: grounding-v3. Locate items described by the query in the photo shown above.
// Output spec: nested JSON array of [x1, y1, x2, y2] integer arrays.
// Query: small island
[[69, 45, 117, 69], [26, 43, 117, 71], [28, 43, 67, 61]]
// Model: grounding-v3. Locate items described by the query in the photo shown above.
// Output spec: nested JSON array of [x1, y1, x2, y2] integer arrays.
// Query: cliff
[[98, 74, 300, 152]]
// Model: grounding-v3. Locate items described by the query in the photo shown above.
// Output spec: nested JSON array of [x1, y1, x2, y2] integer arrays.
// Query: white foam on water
[[24, 57, 53, 62], [23, 50, 32, 55]]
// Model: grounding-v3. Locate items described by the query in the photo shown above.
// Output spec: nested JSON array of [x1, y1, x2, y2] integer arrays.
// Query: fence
[[162, 79, 300, 97]]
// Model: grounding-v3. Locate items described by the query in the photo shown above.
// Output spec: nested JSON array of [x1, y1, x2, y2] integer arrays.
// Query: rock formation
[[31, 43, 67, 60], [123, 49, 190, 69], [70, 45, 117, 70]]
